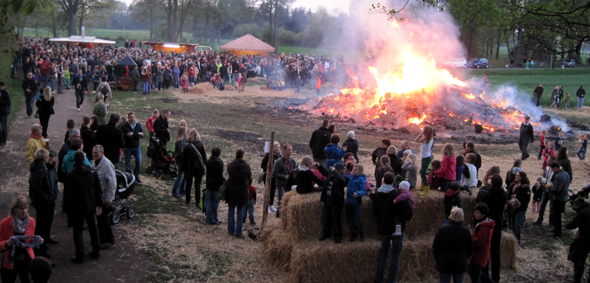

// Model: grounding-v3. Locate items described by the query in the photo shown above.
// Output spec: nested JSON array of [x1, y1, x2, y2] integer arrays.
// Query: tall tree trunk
[[149, 5, 154, 40], [68, 10, 76, 36], [495, 32, 501, 59]]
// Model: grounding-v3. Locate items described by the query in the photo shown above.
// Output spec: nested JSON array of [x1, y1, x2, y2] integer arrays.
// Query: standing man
[[22, 72, 37, 118], [518, 116, 534, 160], [0, 82, 11, 146], [95, 114, 125, 169], [64, 151, 103, 263], [154, 110, 171, 147], [309, 119, 331, 168], [272, 143, 297, 215], [565, 198, 590, 283], [130, 66, 139, 94], [548, 161, 570, 238], [56, 61, 64, 94], [120, 112, 145, 183], [72, 69, 85, 111], [91, 145, 117, 249], [534, 83, 544, 107]]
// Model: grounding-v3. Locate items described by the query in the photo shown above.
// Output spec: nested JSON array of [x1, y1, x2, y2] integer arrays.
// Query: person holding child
[[292, 157, 328, 194], [392, 181, 415, 235], [346, 164, 367, 242]]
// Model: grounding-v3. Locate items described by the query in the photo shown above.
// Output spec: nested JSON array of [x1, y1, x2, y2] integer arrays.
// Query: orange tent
[[219, 34, 275, 56]]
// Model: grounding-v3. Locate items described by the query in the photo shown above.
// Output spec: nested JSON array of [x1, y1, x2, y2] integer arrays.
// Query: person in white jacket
[[91, 145, 117, 248], [460, 153, 478, 195]]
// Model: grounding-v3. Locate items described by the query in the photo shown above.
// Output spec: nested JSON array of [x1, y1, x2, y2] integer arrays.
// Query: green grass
[[1, 50, 25, 126]]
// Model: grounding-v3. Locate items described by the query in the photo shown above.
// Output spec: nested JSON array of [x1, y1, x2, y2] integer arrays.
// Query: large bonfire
[[302, 15, 541, 133]]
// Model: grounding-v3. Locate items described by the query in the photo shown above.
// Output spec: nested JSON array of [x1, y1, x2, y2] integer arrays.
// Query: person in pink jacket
[[435, 144, 456, 192]]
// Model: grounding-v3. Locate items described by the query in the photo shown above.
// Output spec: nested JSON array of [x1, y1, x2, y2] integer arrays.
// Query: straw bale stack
[[225, 85, 236, 91], [249, 77, 266, 84], [191, 83, 214, 94]]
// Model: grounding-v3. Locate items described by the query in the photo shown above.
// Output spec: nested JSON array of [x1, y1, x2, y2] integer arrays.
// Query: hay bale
[[260, 86, 270, 90], [225, 85, 236, 91], [280, 190, 476, 241], [249, 77, 266, 83], [262, 227, 295, 271], [191, 82, 214, 94], [500, 231, 518, 270]]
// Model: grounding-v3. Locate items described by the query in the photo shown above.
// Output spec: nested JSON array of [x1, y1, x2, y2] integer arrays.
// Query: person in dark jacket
[[0, 82, 11, 146], [290, 156, 328, 194], [372, 139, 391, 179], [433, 207, 473, 283], [576, 85, 585, 109], [342, 131, 359, 163], [94, 114, 125, 169], [36, 87, 54, 139], [518, 116, 534, 160], [371, 172, 404, 283], [72, 69, 85, 111], [205, 148, 224, 225], [533, 83, 543, 107], [120, 112, 145, 182], [477, 174, 507, 283], [63, 151, 103, 263], [566, 198, 590, 283], [308, 119, 331, 168], [261, 142, 281, 213], [444, 182, 462, 220], [80, 117, 95, 161], [154, 110, 171, 147], [181, 128, 207, 208], [319, 163, 348, 243], [468, 203, 496, 283], [130, 66, 140, 93], [22, 72, 37, 118], [29, 149, 55, 258], [225, 149, 252, 237], [387, 146, 403, 175], [507, 171, 531, 246], [272, 144, 296, 216], [556, 146, 573, 181]]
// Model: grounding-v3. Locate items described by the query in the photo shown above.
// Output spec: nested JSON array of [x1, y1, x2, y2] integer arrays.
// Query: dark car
[[563, 59, 576, 67], [466, 58, 489, 69]]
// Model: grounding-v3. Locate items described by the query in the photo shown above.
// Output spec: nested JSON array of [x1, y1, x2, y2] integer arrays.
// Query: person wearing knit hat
[[393, 181, 416, 236]]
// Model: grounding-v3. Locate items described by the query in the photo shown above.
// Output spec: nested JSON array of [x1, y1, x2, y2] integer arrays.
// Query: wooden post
[[261, 132, 275, 230]]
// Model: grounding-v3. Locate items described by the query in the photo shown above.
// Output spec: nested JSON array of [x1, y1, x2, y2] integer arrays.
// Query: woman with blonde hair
[[36, 87, 54, 138], [401, 153, 418, 189], [178, 119, 187, 128], [433, 207, 473, 283], [290, 156, 328, 194], [435, 143, 456, 192], [415, 125, 434, 194], [172, 126, 188, 198], [0, 195, 38, 283], [181, 128, 207, 208]]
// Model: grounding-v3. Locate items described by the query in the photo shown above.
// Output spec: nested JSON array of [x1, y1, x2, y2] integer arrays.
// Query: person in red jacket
[[145, 109, 159, 140], [435, 144, 457, 192], [469, 203, 496, 283], [0, 195, 37, 283]]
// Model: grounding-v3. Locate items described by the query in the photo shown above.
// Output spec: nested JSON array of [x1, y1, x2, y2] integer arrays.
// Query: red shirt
[[436, 155, 457, 181], [146, 116, 157, 133], [540, 134, 546, 146], [248, 185, 256, 200]]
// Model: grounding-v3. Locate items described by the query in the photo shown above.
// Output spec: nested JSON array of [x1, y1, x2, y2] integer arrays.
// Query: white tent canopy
[[48, 36, 116, 45]]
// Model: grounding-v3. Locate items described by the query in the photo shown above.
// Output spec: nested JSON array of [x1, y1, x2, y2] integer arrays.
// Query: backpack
[[100, 86, 109, 96]]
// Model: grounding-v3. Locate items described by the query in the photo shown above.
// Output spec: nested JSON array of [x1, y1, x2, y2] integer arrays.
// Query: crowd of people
[[1, 37, 589, 283]]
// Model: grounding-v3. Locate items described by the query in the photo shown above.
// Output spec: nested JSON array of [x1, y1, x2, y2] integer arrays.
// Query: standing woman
[[95, 76, 111, 103], [172, 126, 187, 198], [342, 131, 359, 163], [29, 149, 54, 258], [507, 171, 531, 247], [36, 87, 55, 139], [205, 147, 224, 225], [432, 207, 473, 283], [182, 128, 207, 208], [576, 85, 585, 109], [173, 64, 180, 89], [93, 94, 108, 125], [225, 149, 252, 237], [556, 146, 573, 181], [435, 144, 457, 192], [415, 125, 434, 193], [0, 195, 37, 283]]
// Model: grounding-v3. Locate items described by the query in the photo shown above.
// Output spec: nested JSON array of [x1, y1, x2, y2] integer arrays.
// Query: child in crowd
[[435, 144, 456, 192], [542, 142, 555, 170], [242, 185, 256, 225], [455, 154, 465, 182], [401, 152, 418, 189], [346, 164, 367, 242], [146, 109, 159, 139], [444, 181, 462, 220], [555, 130, 565, 151], [577, 133, 588, 160], [428, 160, 443, 191], [393, 181, 415, 235], [538, 129, 547, 160], [64, 66, 71, 90], [531, 176, 544, 213], [180, 73, 189, 92], [505, 159, 522, 186], [460, 153, 478, 195], [565, 93, 571, 108]]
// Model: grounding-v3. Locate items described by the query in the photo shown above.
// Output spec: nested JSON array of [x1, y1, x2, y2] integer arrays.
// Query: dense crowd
[[0, 38, 589, 283]]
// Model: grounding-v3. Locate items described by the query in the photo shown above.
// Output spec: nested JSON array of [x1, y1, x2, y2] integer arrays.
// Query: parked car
[[466, 58, 489, 68], [442, 58, 467, 68], [563, 59, 576, 67]]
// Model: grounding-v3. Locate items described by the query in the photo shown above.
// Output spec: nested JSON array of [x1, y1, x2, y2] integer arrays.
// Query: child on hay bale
[[459, 153, 478, 196], [346, 164, 367, 242], [319, 162, 348, 244], [434, 143, 456, 192], [392, 181, 415, 236], [469, 203, 496, 283], [242, 185, 256, 225], [444, 182, 462, 221], [428, 160, 443, 191]]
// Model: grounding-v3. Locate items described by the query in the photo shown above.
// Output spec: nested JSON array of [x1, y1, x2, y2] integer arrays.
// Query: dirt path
[[0, 76, 151, 282]]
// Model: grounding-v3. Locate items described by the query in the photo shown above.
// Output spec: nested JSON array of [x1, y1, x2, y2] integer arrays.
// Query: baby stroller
[[146, 136, 177, 178], [109, 170, 137, 225]]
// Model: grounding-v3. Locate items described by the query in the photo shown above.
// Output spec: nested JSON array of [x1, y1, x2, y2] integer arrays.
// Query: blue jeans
[[43, 75, 49, 88], [171, 165, 185, 197], [124, 147, 142, 180], [49, 78, 55, 91], [345, 203, 364, 236], [536, 191, 553, 225], [143, 82, 149, 93], [205, 190, 220, 224], [578, 147, 587, 160], [174, 77, 179, 89], [375, 234, 404, 283], [243, 200, 254, 221], [25, 93, 35, 116], [512, 211, 526, 245], [440, 271, 464, 283], [468, 263, 496, 283], [578, 97, 585, 108], [227, 204, 245, 236], [0, 116, 7, 145]]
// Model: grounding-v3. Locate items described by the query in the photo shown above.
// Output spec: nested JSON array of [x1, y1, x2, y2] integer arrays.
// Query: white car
[[442, 58, 467, 68]]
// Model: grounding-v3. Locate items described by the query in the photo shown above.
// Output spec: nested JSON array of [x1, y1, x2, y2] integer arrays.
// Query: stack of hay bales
[[263, 191, 518, 283], [191, 83, 214, 94]]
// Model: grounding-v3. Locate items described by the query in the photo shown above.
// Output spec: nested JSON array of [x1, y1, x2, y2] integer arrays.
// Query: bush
[[233, 23, 261, 38], [278, 29, 296, 46]]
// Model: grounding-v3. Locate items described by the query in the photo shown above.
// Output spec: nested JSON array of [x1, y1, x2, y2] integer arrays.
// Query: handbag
[[190, 143, 207, 175]]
